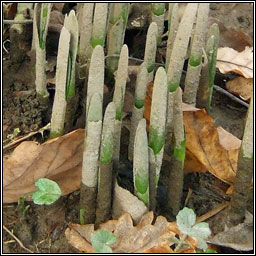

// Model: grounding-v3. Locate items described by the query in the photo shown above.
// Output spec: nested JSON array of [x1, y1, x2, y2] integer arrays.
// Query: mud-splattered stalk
[[50, 27, 70, 138], [106, 3, 129, 77], [229, 94, 253, 225], [128, 62, 148, 161], [183, 3, 210, 106], [86, 45, 105, 122], [78, 3, 94, 66], [165, 3, 197, 154], [196, 23, 219, 112], [133, 118, 149, 208], [80, 93, 103, 224], [148, 67, 168, 211], [88, 3, 108, 57], [95, 102, 116, 226], [167, 87, 186, 216], [144, 22, 158, 82], [165, 3, 179, 70], [151, 3, 165, 45], [112, 45, 128, 173], [63, 10, 79, 132], [33, 3, 52, 99]]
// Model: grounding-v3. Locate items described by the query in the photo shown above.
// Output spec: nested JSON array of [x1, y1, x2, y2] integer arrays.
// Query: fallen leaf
[[208, 18, 253, 52], [144, 83, 241, 184], [112, 182, 148, 225], [216, 46, 253, 78], [226, 77, 253, 101], [65, 211, 178, 253], [3, 129, 85, 203], [183, 110, 240, 184], [208, 211, 253, 251]]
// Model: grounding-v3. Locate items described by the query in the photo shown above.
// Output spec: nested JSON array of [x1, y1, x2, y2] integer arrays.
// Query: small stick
[[3, 19, 33, 24], [213, 85, 249, 108], [3, 225, 34, 253], [196, 201, 229, 223], [3, 123, 51, 151]]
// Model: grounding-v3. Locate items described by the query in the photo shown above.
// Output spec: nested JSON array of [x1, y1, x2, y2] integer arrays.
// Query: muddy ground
[[2, 3, 253, 254]]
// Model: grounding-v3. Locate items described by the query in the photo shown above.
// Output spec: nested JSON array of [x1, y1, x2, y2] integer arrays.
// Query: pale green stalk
[[96, 102, 116, 225], [144, 22, 158, 82], [50, 27, 70, 138], [183, 3, 210, 106], [79, 3, 94, 66], [133, 119, 149, 208], [128, 62, 148, 161], [230, 94, 253, 225], [167, 3, 198, 92], [64, 10, 79, 99], [86, 45, 105, 121], [196, 23, 219, 112], [112, 44, 128, 171], [167, 87, 186, 216], [166, 3, 179, 70], [151, 3, 165, 45], [88, 3, 108, 57], [81, 93, 103, 224], [34, 3, 52, 98], [106, 3, 129, 76], [148, 67, 168, 210]]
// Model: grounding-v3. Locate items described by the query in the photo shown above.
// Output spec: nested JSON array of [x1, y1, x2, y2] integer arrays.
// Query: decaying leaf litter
[[3, 3, 254, 254]]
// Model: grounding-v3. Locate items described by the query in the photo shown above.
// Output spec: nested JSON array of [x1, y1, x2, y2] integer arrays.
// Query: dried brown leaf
[[183, 110, 240, 184], [226, 77, 253, 101], [3, 129, 85, 203], [65, 211, 177, 253], [216, 47, 253, 78]]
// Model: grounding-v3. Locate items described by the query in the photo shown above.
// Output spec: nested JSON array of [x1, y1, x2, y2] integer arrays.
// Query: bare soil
[[2, 3, 253, 254]]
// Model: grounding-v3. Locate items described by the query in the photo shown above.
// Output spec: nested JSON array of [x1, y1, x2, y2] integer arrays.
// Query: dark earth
[[2, 3, 253, 253]]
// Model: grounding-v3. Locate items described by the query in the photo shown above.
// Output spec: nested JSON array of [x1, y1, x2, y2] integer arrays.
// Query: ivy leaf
[[176, 207, 196, 235], [91, 230, 116, 253], [32, 178, 61, 205], [189, 222, 211, 239]]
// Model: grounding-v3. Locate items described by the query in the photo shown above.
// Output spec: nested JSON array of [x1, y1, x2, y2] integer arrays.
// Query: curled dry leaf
[[144, 82, 241, 184], [183, 109, 240, 184], [3, 129, 85, 203], [226, 77, 253, 102], [65, 211, 199, 253], [216, 46, 253, 78]]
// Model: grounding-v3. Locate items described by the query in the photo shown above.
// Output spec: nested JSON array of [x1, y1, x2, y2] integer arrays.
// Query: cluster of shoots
[[32, 3, 252, 226]]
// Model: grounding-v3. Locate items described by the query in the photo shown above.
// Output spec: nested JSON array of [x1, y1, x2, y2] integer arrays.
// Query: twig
[[3, 123, 51, 151], [3, 19, 33, 24], [213, 85, 249, 108], [196, 201, 229, 223], [3, 225, 34, 253]]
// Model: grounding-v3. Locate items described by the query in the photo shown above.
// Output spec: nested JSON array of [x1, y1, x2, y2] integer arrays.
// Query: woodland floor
[[2, 3, 254, 254]]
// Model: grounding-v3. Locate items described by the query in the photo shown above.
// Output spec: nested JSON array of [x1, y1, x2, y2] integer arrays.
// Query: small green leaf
[[32, 178, 61, 205], [189, 222, 211, 239], [91, 230, 116, 253], [176, 207, 196, 235]]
